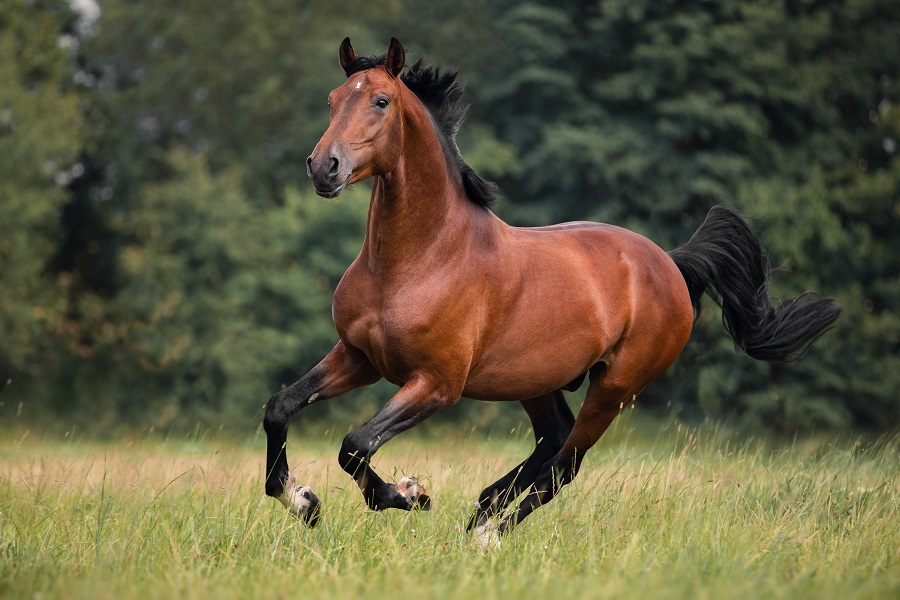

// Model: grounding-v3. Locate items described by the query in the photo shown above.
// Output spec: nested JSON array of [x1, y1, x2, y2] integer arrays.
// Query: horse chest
[[333, 269, 448, 382]]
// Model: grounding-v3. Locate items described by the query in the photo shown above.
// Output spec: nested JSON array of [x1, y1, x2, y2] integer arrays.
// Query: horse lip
[[314, 177, 349, 198]]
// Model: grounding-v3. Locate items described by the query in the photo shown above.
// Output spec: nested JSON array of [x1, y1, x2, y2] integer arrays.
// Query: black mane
[[343, 53, 501, 210]]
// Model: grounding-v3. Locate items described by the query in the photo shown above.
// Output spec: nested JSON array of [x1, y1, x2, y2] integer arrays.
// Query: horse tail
[[668, 205, 841, 362]]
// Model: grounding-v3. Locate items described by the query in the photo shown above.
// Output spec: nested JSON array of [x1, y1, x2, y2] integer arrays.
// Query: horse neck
[[362, 103, 483, 273]]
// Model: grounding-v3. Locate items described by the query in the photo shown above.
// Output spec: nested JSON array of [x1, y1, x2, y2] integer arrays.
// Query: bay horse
[[264, 37, 840, 543]]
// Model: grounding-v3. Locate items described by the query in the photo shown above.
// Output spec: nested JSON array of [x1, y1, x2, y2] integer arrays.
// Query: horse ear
[[385, 37, 405, 78], [339, 37, 357, 75]]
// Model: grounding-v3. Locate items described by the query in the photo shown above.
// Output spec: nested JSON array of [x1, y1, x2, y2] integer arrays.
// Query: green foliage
[[55, 149, 370, 428], [1, 0, 897, 432], [0, 1, 82, 381]]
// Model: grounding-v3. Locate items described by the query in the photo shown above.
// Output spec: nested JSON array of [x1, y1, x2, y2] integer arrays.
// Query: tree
[[0, 1, 83, 392]]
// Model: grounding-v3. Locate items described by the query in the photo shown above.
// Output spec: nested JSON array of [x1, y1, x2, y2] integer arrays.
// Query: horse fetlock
[[277, 473, 321, 527], [265, 474, 285, 498], [467, 493, 502, 532]]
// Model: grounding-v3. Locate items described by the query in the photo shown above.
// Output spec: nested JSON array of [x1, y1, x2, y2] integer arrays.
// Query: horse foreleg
[[338, 375, 459, 512], [263, 341, 379, 525], [468, 391, 574, 532]]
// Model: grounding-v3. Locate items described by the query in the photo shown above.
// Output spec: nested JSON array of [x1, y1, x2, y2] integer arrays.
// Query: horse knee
[[263, 391, 288, 436], [338, 432, 370, 476]]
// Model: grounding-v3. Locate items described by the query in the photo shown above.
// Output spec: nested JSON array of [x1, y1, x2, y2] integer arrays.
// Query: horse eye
[[375, 97, 389, 109]]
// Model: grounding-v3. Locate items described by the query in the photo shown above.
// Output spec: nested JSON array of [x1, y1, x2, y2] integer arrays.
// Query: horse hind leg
[[498, 365, 641, 537], [468, 390, 575, 532]]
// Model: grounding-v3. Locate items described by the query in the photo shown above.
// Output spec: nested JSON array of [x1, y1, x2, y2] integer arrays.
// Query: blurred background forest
[[1, 0, 898, 435]]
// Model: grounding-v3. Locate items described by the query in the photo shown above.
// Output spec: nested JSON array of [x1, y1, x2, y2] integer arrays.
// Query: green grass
[[1, 418, 898, 599]]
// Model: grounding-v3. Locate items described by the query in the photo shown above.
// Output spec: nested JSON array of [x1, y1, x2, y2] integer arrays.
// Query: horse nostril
[[329, 156, 340, 176]]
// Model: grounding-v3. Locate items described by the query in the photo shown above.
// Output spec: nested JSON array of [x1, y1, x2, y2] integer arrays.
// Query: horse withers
[[264, 37, 841, 543]]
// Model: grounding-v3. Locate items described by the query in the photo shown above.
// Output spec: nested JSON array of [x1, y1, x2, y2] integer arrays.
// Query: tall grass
[[1, 418, 898, 599]]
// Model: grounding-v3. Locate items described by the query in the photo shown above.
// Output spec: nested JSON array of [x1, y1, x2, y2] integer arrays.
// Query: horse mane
[[343, 53, 501, 210]]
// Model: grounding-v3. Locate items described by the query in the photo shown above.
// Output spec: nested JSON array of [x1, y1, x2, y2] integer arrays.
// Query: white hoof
[[471, 520, 501, 550], [277, 473, 321, 526], [397, 476, 431, 510]]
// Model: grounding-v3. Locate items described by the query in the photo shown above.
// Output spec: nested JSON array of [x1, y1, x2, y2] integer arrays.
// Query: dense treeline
[[1, 0, 897, 433]]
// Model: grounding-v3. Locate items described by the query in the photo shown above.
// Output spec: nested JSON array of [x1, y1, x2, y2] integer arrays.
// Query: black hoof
[[303, 490, 322, 528]]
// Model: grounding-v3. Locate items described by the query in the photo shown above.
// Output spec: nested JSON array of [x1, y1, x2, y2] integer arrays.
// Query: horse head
[[307, 37, 406, 198]]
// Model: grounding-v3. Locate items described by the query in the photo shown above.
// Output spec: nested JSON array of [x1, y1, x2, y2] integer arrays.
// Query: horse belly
[[461, 291, 613, 401], [462, 342, 598, 401]]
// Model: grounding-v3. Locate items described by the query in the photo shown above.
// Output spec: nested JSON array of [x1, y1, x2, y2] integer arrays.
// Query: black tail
[[669, 205, 841, 362]]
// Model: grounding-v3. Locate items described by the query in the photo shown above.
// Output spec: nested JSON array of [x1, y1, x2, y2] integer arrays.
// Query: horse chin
[[314, 179, 348, 199]]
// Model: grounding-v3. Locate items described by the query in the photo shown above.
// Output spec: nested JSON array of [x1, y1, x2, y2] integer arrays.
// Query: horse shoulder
[[332, 260, 382, 355]]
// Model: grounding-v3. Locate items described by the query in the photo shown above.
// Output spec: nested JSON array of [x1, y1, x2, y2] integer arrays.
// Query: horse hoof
[[471, 519, 501, 551], [397, 476, 431, 510], [278, 473, 322, 527]]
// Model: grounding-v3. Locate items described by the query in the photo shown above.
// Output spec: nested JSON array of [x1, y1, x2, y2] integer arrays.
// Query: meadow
[[1, 415, 898, 599]]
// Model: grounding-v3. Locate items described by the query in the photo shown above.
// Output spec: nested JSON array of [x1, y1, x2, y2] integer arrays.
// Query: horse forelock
[[340, 52, 500, 210], [342, 53, 387, 78]]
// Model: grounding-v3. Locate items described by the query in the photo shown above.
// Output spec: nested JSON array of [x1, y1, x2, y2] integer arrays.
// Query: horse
[[263, 37, 841, 543]]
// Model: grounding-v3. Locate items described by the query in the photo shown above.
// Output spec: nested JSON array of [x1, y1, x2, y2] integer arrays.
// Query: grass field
[[1, 416, 898, 599]]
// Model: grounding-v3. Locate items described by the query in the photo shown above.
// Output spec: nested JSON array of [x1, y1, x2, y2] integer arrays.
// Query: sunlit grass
[[1, 418, 898, 599]]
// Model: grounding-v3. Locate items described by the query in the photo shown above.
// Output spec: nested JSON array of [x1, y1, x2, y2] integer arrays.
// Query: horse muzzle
[[307, 148, 352, 198]]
